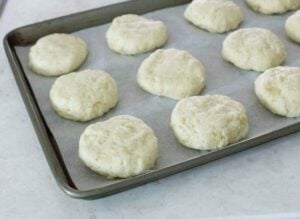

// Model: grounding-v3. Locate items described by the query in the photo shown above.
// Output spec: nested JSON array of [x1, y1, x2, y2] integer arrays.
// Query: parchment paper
[[15, 0, 300, 190]]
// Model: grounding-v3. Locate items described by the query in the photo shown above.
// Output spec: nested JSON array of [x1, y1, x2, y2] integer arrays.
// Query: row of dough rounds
[[28, 0, 300, 179]]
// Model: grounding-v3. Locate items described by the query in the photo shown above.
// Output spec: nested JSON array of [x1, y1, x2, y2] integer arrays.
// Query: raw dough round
[[50, 69, 118, 122], [184, 0, 244, 33], [285, 10, 300, 43], [106, 14, 168, 55], [222, 28, 286, 72], [171, 95, 249, 150], [255, 66, 300, 117], [137, 48, 206, 100], [29, 33, 88, 76], [79, 115, 158, 178], [246, 0, 300, 14]]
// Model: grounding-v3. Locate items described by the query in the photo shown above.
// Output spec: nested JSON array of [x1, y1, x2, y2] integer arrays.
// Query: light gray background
[[0, 0, 300, 218]]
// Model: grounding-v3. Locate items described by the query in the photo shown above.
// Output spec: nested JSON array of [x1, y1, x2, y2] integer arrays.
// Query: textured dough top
[[255, 66, 300, 117], [184, 0, 244, 33], [137, 48, 206, 100], [222, 28, 286, 72], [79, 115, 158, 178], [106, 14, 168, 55], [50, 69, 118, 122], [171, 95, 249, 150], [246, 0, 300, 14], [29, 33, 88, 76], [285, 10, 300, 43]]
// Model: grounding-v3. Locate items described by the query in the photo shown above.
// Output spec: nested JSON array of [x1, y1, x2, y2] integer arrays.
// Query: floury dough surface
[[50, 69, 118, 122], [246, 0, 300, 15], [222, 28, 286, 72], [29, 33, 88, 76], [171, 95, 249, 150], [255, 66, 300, 118], [79, 115, 158, 178], [137, 48, 206, 100], [184, 0, 244, 33], [106, 14, 167, 55], [285, 10, 300, 43]]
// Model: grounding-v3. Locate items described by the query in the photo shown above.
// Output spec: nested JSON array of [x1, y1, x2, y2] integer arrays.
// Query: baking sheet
[[15, 0, 300, 190]]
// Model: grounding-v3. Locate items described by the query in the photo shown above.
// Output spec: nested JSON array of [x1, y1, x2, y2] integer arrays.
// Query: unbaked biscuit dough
[[106, 14, 167, 55], [171, 95, 249, 150], [79, 115, 158, 178], [246, 0, 300, 14], [137, 48, 206, 100], [29, 33, 88, 76], [285, 10, 300, 43], [255, 66, 300, 117], [184, 0, 244, 33], [222, 28, 286, 72], [50, 69, 118, 122]]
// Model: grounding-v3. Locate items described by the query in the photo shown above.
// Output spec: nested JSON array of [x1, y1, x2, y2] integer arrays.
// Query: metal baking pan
[[4, 0, 300, 199]]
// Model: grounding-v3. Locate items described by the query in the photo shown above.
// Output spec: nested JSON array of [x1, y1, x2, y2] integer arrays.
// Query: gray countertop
[[0, 1, 300, 218]]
